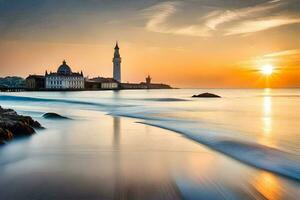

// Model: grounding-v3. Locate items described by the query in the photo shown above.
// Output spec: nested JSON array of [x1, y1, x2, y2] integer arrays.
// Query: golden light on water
[[261, 64, 274, 76], [263, 96, 272, 135], [253, 172, 282, 200], [259, 89, 277, 148]]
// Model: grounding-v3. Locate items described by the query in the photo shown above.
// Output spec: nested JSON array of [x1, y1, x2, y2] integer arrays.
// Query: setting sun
[[261, 64, 274, 76]]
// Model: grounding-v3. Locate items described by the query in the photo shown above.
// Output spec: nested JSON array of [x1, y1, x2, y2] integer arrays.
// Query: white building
[[45, 60, 84, 90]]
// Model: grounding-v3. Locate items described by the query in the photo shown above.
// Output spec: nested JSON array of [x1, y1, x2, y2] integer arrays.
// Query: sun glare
[[261, 64, 274, 76]]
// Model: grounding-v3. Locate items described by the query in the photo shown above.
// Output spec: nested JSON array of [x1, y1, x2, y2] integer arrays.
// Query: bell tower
[[113, 41, 121, 82]]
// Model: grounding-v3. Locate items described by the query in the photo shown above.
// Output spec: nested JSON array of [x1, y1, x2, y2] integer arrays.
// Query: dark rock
[[192, 92, 221, 98], [42, 112, 70, 120], [0, 128, 13, 141], [0, 106, 43, 143]]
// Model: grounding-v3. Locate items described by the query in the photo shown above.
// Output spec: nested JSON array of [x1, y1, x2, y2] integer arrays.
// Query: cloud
[[142, 1, 210, 37], [263, 49, 300, 57], [143, 1, 179, 33], [142, 0, 300, 37], [224, 17, 300, 35], [205, 1, 280, 30]]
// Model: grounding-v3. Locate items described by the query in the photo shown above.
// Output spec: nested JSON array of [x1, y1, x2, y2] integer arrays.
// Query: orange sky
[[0, 0, 300, 88]]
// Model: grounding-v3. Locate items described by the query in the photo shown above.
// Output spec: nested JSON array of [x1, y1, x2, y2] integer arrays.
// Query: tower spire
[[115, 41, 119, 50]]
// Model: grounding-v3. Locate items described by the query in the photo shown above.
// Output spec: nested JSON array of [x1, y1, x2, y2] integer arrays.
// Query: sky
[[0, 0, 300, 88]]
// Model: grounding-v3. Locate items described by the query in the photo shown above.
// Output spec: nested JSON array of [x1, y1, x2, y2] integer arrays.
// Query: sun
[[261, 64, 274, 76]]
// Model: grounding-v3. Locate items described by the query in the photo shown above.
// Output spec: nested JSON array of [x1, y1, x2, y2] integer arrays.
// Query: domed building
[[45, 60, 84, 90]]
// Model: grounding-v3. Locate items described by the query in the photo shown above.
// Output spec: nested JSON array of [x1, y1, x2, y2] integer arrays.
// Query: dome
[[57, 60, 72, 75]]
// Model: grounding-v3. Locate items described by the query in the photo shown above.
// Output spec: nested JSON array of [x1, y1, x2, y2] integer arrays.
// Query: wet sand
[[0, 109, 299, 199]]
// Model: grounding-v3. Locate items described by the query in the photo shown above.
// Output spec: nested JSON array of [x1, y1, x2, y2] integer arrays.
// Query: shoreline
[[108, 110, 300, 183], [137, 121, 300, 183]]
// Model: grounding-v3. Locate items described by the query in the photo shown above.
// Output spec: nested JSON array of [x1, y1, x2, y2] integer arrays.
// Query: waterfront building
[[45, 60, 84, 90], [85, 77, 119, 90], [25, 75, 45, 90], [121, 75, 172, 89], [113, 42, 121, 82], [120, 83, 148, 89]]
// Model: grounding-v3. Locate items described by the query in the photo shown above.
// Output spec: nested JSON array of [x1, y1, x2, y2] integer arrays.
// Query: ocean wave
[[141, 98, 190, 102], [110, 111, 300, 181], [140, 121, 300, 181], [0, 95, 132, 108]]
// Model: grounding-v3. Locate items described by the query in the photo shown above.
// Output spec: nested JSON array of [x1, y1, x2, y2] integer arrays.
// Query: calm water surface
[[0, 89, 299, 199]]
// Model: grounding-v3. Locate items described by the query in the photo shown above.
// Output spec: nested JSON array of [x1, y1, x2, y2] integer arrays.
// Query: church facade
[[45, 60, 84, 90]]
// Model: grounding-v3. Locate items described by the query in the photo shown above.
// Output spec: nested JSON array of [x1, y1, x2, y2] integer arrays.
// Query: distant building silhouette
[[113, 42, 121, 82], [120, 75, 171, 89], [146, 75, 151, 85], [85, 77, 119, 90], [45, 60, 84, 90], [26, 75, 45, 90]]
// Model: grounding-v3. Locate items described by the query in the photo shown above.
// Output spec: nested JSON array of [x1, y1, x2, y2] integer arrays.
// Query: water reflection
[[113, 116, 122, 199], [113, 117, 121, 148], [263, 96, 272, 135], [260, 89, 274, 147], [252, 172, 282, 200]]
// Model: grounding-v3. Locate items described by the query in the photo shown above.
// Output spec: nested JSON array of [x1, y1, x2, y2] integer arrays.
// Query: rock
[[42, 112, 70, 120], [0, 106, 43, 143], [0, 128, 13, 141], [192, 92, 221, 98]]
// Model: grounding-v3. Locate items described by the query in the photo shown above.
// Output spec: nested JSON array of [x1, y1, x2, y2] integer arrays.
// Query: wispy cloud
[[142, 1, 210, 37], [142, 0, 300, 37], [263, 49, 300, 57], [205, 1, 280, 30], [224, 17, 300, 35]]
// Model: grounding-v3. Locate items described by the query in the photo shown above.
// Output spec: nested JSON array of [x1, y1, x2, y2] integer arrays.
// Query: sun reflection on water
[[263, 96, 272, 135], [260, 89, 276, 147], [252, 172, 282, 200]]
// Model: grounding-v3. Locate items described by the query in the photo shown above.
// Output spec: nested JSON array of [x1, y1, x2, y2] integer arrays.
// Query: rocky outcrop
[[192, 93, 221, 98], [0, 106, 42, 144], [42, 112, 70, 120]]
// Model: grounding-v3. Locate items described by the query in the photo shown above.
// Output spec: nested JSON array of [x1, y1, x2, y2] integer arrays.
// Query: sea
[[0, 89, 299, 199]]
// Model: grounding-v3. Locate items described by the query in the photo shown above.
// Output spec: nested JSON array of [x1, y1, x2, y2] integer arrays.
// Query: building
[[85, 77, 119, 90], [113, 42, 121, 82], [100, 78, 119, 89], [146, 75, 151, 86], [45, 60, 84, 90], [26, 75, 45, 90], [120, 83, 148, 89], [23, 41, 173, 91], [121, 75, 172, 90]]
